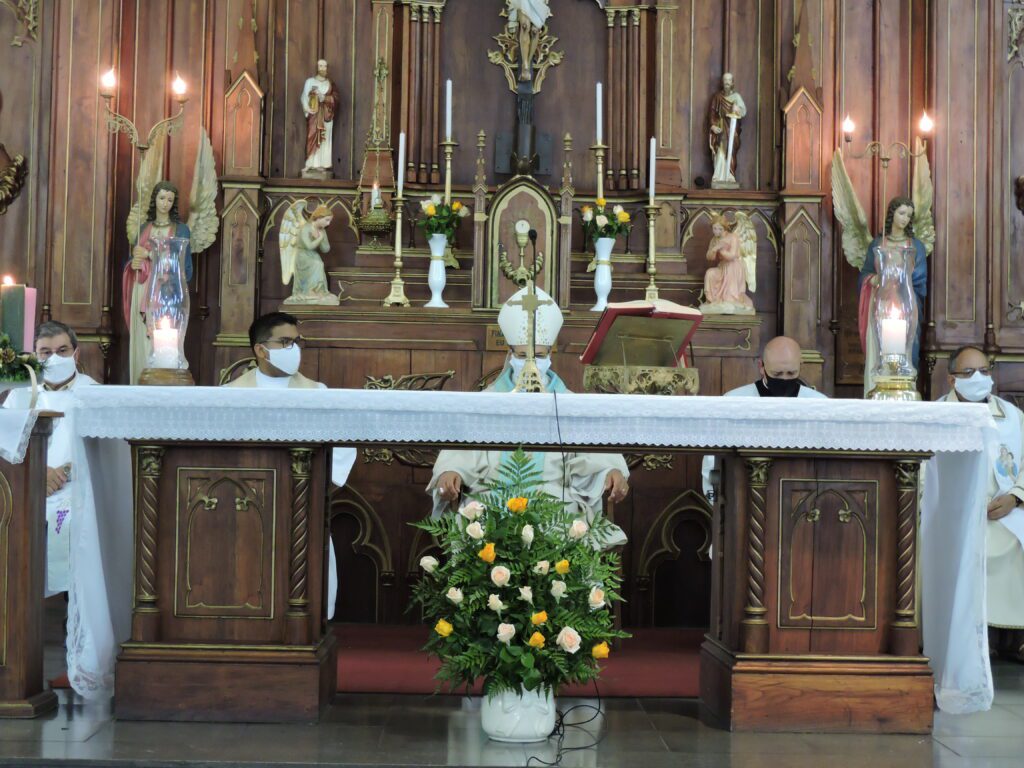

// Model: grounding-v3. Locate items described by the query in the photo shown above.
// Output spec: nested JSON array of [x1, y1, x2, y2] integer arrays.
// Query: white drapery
[[0, 406, 37, 464], [59, 387, 994, 713]]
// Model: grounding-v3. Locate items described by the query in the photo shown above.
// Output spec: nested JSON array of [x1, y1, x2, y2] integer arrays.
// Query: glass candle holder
[[144, 236, 190, 370], [871, 243, 918, 381]]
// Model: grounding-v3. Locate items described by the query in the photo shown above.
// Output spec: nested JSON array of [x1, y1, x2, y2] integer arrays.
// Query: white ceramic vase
[[480, 687, 556, 743], [590, 236, 615, 312], [425, 233, 449, 308]]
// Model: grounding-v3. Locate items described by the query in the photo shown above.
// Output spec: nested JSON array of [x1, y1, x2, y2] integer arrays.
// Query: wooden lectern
[[701, 450, 934, 733], [0, 416, 58, 718], [114, 440, 336, 722]]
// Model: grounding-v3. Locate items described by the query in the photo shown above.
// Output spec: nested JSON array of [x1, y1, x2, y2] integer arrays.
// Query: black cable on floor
[[525, 680, 605, 767]]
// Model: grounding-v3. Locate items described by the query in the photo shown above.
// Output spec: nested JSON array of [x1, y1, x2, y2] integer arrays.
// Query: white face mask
[[509, 356, 551, 379], [264, 344, 301, 376], [954, 371, 994, 402], [42, 354, 78, 385]]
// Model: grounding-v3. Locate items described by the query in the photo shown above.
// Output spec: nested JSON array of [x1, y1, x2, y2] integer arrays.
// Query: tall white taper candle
[[397, 132, 406, 195], [649, 137, 657, 205], [445, 80, 453, 141], [596, 82, 603, 144]]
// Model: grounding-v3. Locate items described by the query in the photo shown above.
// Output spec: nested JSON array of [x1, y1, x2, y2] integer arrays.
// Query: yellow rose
[[531, 610, 548, 626], [452, 201, 462, 211], [595, 198, 606, 208], [527, 631, 546, 649], [581, 205, 592, 213], [435, 618, 453, 637], [507, 497, 529, 514], [554, 559, 570, 575], [592, 641, 610, 659], [478, 542, 497, 563], [425, 203, 437, 216], [617, 211, 630, 223]]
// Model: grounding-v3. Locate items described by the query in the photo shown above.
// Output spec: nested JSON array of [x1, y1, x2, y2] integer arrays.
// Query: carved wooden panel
[[0, 470, 10, 667], [174, 468, 277, 619]]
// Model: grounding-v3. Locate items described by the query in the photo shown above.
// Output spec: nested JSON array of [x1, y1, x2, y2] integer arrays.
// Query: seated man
[[226, 311, 325, 389], [4, 321, 97, 598], [941, 345, 1024, 661], [223, 311, 349, 620], [702, 336, 826, 497], [428, 286, 630, 547]]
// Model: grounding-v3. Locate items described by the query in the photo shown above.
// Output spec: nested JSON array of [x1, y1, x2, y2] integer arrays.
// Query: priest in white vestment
[[702, 336, 826, 497], [4, 321, 97, 598], [428, 287, 630, 547], [941, 345, 1024, 660], [224, 311, 354, 619]]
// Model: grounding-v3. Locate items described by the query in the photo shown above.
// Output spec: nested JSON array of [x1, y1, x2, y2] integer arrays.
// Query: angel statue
[[699, 212, 756, 315], [831, 147, 935, 395], [123, 128, 219, 384], [279, 200, 340, 305]]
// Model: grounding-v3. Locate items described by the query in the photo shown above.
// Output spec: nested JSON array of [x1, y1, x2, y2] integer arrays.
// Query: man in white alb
[[428, 286, 630, 547]]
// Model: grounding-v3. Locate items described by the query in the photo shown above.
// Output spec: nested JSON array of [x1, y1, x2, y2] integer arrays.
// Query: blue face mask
[[509, 356, 551, 381]]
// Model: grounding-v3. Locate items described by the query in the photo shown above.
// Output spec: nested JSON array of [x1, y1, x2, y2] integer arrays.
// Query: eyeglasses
[[262, 336, 302, 350], [950, 366, 994, 378], [36, 346, 75, 359]]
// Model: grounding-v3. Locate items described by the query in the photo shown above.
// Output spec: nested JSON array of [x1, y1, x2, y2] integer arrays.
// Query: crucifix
[[510, 278, 553, 393]]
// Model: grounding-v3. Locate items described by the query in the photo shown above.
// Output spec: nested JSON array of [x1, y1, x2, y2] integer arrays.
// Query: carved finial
[[563, 132, 573, 152], [790, 0, 817, 97], [561, 133, 574, 194], [475, 130, 488, 190]]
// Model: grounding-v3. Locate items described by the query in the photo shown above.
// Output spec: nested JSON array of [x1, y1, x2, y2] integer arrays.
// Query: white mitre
[[498, 286, 563, 347]]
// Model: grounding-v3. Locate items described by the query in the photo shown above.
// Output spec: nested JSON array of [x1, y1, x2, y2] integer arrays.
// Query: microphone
[[528, 229, 537, 244]]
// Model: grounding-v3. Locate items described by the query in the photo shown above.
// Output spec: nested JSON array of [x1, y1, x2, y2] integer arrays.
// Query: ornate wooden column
[[604, 4, 651, 191], [890, 460, 922, 656], [131, 446, 164, 642], [740, 457, 770, 653], [287, 448, 314, 646]]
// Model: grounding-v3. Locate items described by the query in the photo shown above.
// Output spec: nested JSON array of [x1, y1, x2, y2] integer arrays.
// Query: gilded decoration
[[893, 461, 921, 627], [488, 2, 564, 95], [1010, 7, 1024, 65], [0, 144, 27, 214], [362, 446, 438, 469], [0, 0, 37, 46], [626, 453, 674, 472], [363, 370, 455, 391], [583, 365, 699, 397]]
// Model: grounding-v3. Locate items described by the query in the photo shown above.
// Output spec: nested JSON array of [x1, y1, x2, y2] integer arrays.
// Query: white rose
[[488, 593, 507, 613], [419, 199, 432, 212], [419, 555, 439, 574], [521, 524, 535, 548], [519, 586, 534, 604], [533, 560, 550, 575], [613, 204, 624, 215], [556, 626, 582, 654], [582, 209, 594, 222], [550, 580, 567, 601], [431, 193, 443, 205], [459, 501, 484, 521], [491, 565, 511, 587], [595, 214, 609, 229], [447, 587, 464, 605], [497, 623, 516, 645], [458, 206, 471, 217], [466, 521, 485, 540], [568, 519, 589, 540], [588, 586, 606, 611]]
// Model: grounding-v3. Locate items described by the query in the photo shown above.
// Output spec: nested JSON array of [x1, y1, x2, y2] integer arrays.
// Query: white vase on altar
[[480, 688, 556, 743], [590, 237, 615, 312], [425, 233, 449, 308]]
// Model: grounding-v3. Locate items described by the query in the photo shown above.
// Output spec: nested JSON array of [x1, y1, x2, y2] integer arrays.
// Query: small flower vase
[[425, 233, 449, 308], [481, 687, 556, 743], [590, 237, 615, 312]]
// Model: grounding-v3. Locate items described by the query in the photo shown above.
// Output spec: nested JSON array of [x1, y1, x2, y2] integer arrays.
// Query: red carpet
[[333, 624, 703, 697]]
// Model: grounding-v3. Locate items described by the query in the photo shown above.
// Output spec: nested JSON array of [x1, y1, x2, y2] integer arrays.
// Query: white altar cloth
[[0, 407, 38, 464], [59, 387, 995, 714]]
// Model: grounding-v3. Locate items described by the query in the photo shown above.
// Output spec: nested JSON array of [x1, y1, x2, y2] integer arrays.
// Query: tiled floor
[[0, 662, 1021, 767]]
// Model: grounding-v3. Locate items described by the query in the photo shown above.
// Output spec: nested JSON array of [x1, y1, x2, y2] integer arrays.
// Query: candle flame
[[171, 74, 187, 96], [841, 115, 855, 135], [159, 317, 172, 330], [1, 275, 14, 286], [100, 68, 117, 90], [919, 111, 934, 134]]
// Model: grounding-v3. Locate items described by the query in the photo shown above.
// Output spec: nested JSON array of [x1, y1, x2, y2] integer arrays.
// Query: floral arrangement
[[411, 450, 628, 696], [581, 198, 632, 243], [0, 332, 41, 382], [418, 193, 471, 240]]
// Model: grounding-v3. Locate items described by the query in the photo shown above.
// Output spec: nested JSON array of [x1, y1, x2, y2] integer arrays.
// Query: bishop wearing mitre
[[428, 286, 630, 547]]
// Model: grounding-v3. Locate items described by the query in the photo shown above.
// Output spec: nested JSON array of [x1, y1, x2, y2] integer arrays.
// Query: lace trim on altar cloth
[[0, 409, 38, 464], [69, 387, 996, 455], [935, 621, 994, 714], [65, 558, 113, 699]]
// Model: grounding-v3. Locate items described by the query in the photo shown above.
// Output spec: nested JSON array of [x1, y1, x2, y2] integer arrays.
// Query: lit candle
[[879, 316, 908, 357], [371, 181, 382, 208], [842, 115, 855, 138], [151, 317, 180, 368], [919, 111, 934, 134], [397, 132, 406, 196], [171, 73, 187, 101], [0, 275, 37, 354], [648, 136, 657, 206], [595, 82, 603, 144], [99, 68, 117, 98], [445, 79, 453, 142]]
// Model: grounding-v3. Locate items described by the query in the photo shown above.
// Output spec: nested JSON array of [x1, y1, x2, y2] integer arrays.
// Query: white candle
[[445, 79, 453, 141], [152, 318, 180, 368], [596, 82, 603, 144], [397, 132, 406, 196], [649, 136, 657, 205], [371, 182, 382, 208], [879, 317, 908, 357]]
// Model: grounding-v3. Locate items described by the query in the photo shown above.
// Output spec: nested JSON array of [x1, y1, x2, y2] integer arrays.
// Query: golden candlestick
[[441, 138, 458, 205], [644, 202, 660, 301], [383, 193, 410, 307], [591, 142, 608, 201]]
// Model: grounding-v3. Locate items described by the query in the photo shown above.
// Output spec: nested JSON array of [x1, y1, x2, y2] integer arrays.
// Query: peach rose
[[588, 586, 606, 611], [568, 519, 589, 540], [491, 565, 511, 587], [446, 587, 464, 605], [556, 626, 581, 654], [533, 560, 550, 575], [466, 521, 485, 540], [459, 501, 484, 521], [419, 556, 439, 574], [497, 623, 516, 645]]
